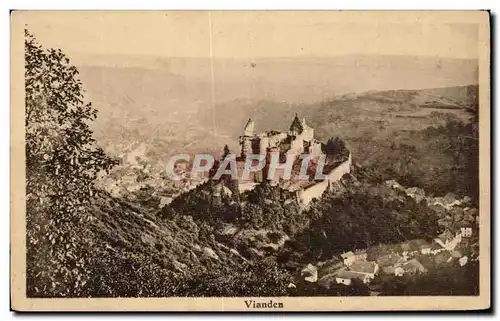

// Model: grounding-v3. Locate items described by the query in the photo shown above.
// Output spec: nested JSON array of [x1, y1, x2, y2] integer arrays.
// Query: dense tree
[[361, 118, 479, 203], [423, 120, 479, 202], [289, 188, 439, 261], [25, 30, 117, 297], [325, 137, 348, 157]]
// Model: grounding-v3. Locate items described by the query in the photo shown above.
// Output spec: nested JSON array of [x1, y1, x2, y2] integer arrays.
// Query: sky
[[16, 11, 480, 61]]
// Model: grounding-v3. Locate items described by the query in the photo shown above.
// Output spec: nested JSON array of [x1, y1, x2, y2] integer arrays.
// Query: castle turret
[[244, 118, 255, 136]]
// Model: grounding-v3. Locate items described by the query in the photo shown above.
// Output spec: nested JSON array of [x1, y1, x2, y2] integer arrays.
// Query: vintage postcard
[[11, 10, 490, 311]]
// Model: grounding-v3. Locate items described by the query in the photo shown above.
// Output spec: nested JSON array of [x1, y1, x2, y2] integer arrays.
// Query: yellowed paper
[[11, 10, 490, 311]]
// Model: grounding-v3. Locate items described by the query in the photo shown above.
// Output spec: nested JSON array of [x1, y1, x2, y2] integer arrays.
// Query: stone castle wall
[[326, 152, 352, 182], [298, 152, 352, 206], [299, 179, 330, 206]]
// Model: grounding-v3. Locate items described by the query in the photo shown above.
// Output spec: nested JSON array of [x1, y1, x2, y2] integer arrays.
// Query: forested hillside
[[25, 30, 480, 298]]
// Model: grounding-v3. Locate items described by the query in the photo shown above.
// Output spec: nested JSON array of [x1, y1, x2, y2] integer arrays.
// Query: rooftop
[[350, 261, 378, 274], [336, 270, 369, 280]]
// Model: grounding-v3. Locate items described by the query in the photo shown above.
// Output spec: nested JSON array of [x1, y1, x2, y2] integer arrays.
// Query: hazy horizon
[[20, 11, 480, 64]]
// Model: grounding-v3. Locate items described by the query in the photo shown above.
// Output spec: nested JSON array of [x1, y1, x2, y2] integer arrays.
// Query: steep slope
[[85, 194, 246, 297]]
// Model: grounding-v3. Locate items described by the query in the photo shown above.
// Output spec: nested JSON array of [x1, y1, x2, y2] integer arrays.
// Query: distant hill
[[80, 55, 477, 105], [203, 85, 478, 151], [78, 55, 477, 158]]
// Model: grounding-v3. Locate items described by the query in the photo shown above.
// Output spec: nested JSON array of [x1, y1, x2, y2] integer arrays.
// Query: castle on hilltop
[[230, 114, 352, 205], [239, 114, 324, 160]]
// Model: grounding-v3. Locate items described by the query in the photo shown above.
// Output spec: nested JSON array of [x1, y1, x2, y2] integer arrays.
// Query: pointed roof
[[244, 118, 254, 130], [243, 118, 255, 135], [290, 113, 304, 133]]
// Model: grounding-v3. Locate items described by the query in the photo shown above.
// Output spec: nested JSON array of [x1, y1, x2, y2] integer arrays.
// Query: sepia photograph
[[10, 10, 490, 311]]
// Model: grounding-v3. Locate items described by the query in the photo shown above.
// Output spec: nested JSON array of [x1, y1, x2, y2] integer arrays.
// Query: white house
[[394, 266, 405, 277], [461, 227, 472, 238], [335, 276, 352, 286], [335, 270, 372, 285]]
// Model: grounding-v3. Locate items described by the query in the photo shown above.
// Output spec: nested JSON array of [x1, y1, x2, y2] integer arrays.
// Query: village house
[[300, 264, 318, 283], [459, 256, 469, 266], [335, 270, 372, 285], [349, 261, 379, 279], [400, 259, 427, 275], [461, 227, 473, 238], [341, 251, 356, 267]]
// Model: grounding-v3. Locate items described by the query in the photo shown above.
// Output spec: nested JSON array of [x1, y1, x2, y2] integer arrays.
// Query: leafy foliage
[[285, 186, 439, 262], [25, 30, 118, 297], [419, 120, 479, 201], [324, 137, 348, 158], [176, 259, 292, 297], [241, 183, 306, 233], [166, 180, 307, 235]]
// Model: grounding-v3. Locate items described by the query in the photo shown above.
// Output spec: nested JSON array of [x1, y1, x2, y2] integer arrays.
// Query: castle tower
[[289, 113, 304, 135], [239, 118, 255, 158]]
